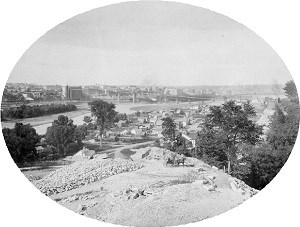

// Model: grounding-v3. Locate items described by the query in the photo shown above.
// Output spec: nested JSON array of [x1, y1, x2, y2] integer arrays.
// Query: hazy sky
[[8, 1, 292, 86]]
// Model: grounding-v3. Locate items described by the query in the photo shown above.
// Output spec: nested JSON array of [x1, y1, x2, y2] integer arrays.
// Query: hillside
[[29, 146, 258, 227]]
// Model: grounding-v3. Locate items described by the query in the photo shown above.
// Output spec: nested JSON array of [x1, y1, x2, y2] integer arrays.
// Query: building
[[62, 85, 84, 100], [182, 134, 196, 148], [131, 128, 145, 137], [22, 93, 34, 101], [138, 117, 149, 124], [116, 120, 127, 128], [164, 88, 178, 96]]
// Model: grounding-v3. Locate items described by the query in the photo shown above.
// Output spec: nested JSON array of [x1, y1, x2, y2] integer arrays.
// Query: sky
[[8, 1, 292, 86]]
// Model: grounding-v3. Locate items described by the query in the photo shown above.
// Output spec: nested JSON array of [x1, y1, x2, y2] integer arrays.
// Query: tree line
[[2, 100, 121, 166], [2, 90, 26, 102], [1, 103, 77, 120]]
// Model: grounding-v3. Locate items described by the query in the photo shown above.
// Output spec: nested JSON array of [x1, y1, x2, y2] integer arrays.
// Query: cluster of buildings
[[3, 83, 279, 104], [3, 83, 86, 102], [101, 103, 213, 150], [3, 83, 63, 102], [3, 83, 220, 103]]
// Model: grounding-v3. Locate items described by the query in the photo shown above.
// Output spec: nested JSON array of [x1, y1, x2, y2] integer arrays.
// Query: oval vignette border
[[0, 1, 299, 227]]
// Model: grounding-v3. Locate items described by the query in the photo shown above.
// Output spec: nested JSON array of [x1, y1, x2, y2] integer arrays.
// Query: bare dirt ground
[[28, 145, 258, 227]]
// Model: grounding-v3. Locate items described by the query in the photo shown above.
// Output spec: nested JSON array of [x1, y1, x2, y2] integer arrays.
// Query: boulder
[[133, 193, 140, 199], [96, 153, 108, 159], [74, 148, 95, 158], [150, 147, 165, 159], [77, 204, 86, 212], [131, 148, 150, 161], [229, 181, 239, 192], [203, 184, 217, 191], [206, 175, 216, 181], [82, 148, 95, 157]]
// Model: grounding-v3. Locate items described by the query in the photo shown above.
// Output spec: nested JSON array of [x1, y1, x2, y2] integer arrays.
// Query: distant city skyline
[[8, 1, 292, 86]]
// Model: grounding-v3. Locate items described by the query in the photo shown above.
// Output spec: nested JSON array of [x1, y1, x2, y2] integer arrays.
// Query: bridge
[[100, 90, 216, 103], [164, 94, 216, 102]]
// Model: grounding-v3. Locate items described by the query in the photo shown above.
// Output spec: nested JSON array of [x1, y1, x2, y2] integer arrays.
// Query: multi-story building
[[62, 85, 84, 100]]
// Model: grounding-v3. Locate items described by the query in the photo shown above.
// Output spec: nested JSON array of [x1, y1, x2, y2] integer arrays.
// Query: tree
[[45, 115, 80, 156], [267, 100, 300, 151], [162, 117, 176, 141], [196, 124, 227, 169], [154, 138, 160, 147], [89, 100, 117, 147], [197, 100, 263, 174], [135, 111, 141, 117], [284, 80, 298, 103], [74, 125, 88, 144], [242, 80, 300, 190], [83, 115, 92, 124], [240, 143, 290, 190], [115, 113, 129, 125], [115, 113, 128, 121], [2, 123, 40, 165], [173, 133, 187, 155]]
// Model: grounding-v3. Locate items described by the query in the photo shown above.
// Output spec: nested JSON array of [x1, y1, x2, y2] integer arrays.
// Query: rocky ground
[[28, 146, 258, 227]]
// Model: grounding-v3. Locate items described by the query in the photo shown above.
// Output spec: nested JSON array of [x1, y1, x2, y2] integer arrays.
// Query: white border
[[0, 1, 299, 227]]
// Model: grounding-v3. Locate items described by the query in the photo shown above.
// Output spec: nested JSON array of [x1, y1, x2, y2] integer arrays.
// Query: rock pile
[[71, 147, 96, 161], [185, 171, 218, 192], [131, 147, 198, 166], [33, 158, 144, 196], [228, 177, 259, 197], [56, 189, 103, 203], [25, 174, 42, 182], [124, 187, 154, 200]]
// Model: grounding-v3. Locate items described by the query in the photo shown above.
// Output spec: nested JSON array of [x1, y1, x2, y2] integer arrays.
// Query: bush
[[2, 123, 40, 165], [245, 144, 291, 190], [154, 138, 160, 147]]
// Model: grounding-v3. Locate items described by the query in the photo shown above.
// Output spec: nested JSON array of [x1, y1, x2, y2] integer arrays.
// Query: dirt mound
[[49, 159, 259, 226], [34, 157, 143, 196], [130, 146, 166, 161], [131, 146, 200, 166], [31, 146, 259, 226]]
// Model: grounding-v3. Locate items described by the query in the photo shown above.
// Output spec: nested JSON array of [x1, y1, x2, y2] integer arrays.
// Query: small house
[[120, 129, 129, 136], [138, 117, 149, 124], [116, 120, 127, 128], [131, 128, 145, 137]]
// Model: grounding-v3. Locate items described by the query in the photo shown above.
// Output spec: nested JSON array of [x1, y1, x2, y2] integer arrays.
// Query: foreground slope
[[32, 147, 258, 227]]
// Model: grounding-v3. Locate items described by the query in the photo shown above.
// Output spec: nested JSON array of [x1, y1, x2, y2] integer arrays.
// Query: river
[[1, 102, 177, 135]]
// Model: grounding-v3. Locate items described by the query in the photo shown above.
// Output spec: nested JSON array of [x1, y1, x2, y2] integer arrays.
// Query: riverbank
[[1, 101, 200, 134], [130, 100, 223, 112], [0, 100, 223, 135], [1, 108, 90, 134]]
